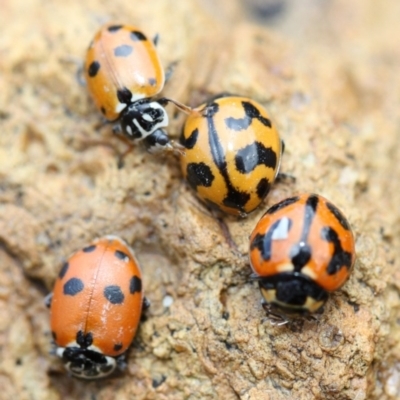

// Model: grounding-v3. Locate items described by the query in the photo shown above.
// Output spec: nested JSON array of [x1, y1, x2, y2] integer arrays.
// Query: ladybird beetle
[[249, 193, 355, 321], [179, 95, 282, 216], [85, 23, 182, 152], [47, 236, 144, 379]]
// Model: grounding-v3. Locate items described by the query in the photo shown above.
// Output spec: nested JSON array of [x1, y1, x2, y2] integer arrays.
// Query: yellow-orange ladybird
[[85, 24, 171, 152], [180, 95, 282, 216]]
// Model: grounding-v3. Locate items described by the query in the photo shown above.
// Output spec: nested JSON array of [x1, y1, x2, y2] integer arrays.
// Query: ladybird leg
[[261, 302, 290, 326], [138, 297, 151, 323], [44, 293, 53, 308], [116, 144, 136, 169], [170, 140, 186, 156], [275, 171, 296, 183], [49, 344, 58, 355], [281, 139, 285, 155], [153, 33, 160, 46], [92, 116, 114, 132], [110, 124, 137, 168], [59, 56, 86, 86], [164, 61, 178, 83], [76, 63, 86, 87], [74, 120, 134, 168], [210, 210, 240, 253], [115, 354, 127, 371], [303, 306, 324, 323], [142, 297, 151, 311], [112, 123, 122, 135]]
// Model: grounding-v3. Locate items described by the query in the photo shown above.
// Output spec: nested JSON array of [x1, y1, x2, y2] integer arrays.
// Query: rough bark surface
[[0, 0, 399, 399]]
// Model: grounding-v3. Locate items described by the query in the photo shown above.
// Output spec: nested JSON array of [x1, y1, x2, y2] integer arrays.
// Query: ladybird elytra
[[249, 193, 356, 316], [180, 95, 282, 216], [85, 24, 165, 121], [84, 23, 190, 153], [49, 235, 144, 378]]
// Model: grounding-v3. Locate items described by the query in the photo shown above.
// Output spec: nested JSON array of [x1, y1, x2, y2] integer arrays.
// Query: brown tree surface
[[0, 0, 399, 399]]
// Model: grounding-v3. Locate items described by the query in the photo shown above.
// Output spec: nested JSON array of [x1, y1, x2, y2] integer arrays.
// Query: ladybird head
[[56, 330, 117, 379], [119, 100, 170, 150], [258, 272, 328, 314], [57, 345, 116, 379]]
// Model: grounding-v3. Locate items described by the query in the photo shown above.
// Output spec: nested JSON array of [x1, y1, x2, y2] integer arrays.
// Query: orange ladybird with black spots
[[249, 193, 356, 321], [179, 95, 282, 216], [84, 23, 173, 152], [48, 236, 144, 378]]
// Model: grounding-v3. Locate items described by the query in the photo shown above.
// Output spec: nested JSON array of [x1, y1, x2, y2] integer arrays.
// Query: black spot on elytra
[[180, 128, 199, 149], [186, 162, 214, 189], [52, 331, 57, 341], [223, 190, 250, 211], [104, 285, 125, 304], [130, 30, 147, 41], [321, 227, 353, 274], [235, 142, 277, 174], [148, 77, 157, 86], [306, 194, 319, 212], [225, 101, 272, 131], [203, 101, 219, 118], [101, 107, 106, 115], [265, 196, 299, 215], [108, 25, 123, 32], [114, 44, 133, 57], [326, 201, 351, 231], [251, 218, 292, 261], [115, 250, 129, 261], [76, 330, 93, 348], [82, 244, 96, 253], [113, 343, 123, 352], [251, 232, 268, 259], [299, 195, 319, 244], [203, 100, 252, 212], [63, 278, 84, 296], [58, 262, 69, 279], [130, 276, 142, 294], [256, 178, 271, 199], [88, 61, 100, 77], [290, 243, 312, 271], [117, 87, 133, 104]]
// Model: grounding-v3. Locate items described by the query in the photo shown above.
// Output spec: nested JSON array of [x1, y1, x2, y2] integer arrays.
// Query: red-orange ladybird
[[47, 236, 144, 378], [249, 194, 355, 322]]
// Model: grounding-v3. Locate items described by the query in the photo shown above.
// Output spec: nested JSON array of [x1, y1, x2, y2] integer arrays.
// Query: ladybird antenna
[[158, 97, 193, 114]]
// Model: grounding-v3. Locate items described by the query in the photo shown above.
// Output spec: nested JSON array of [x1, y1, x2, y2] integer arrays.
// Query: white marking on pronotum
[[115, 102, 126, 114], [142, 113, 153, 122], [126, 125, 133, 136], [133, 119, 148, 138], [271, 217, 290, 240], [132, 102, 169, 139], [130, 92, 144, 103]]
